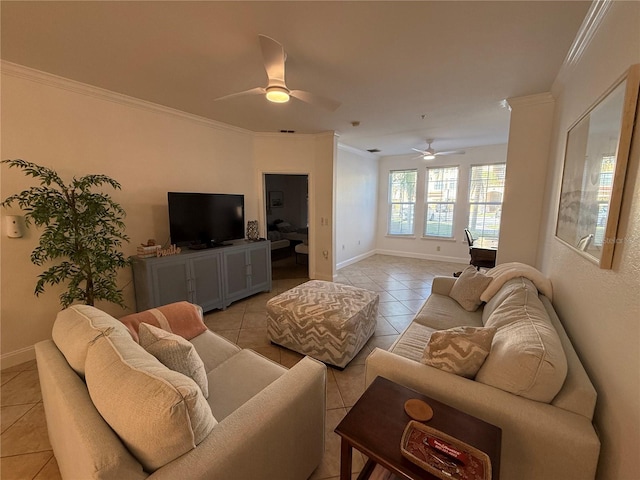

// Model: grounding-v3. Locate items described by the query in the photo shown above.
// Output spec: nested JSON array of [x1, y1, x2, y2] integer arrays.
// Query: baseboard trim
[[374, 249, 468, 264], [336, 250, 377, 271], [1, 345, 36, 370]]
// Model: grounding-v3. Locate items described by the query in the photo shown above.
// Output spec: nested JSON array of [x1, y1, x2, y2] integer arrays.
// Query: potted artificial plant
[[1, 159, 130, 308]]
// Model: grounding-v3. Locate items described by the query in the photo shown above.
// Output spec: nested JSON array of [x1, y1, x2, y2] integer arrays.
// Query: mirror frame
[[556, 64, 640, 269]]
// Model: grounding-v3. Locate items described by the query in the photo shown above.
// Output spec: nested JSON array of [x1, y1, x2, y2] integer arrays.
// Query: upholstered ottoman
[[266, 280, 379, 368]]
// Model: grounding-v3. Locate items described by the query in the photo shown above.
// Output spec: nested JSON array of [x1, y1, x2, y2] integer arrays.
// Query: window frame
[[387, 169, 418, 236], [467, 163, 506, 247], [423, 165, 459, 239]]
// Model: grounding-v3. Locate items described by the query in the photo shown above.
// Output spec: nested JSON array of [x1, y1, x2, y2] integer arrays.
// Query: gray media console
[[131, 240, 272, 312]]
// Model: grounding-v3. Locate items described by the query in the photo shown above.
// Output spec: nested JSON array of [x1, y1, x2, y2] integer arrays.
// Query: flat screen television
[[168, 192, 245, 248]]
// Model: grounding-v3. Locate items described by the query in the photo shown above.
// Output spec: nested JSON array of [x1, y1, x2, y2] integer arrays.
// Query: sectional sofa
[[366, 266, 601, 480], [35, 304, 327, 480]]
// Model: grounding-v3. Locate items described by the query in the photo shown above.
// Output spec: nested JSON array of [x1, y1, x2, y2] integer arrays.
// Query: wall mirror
[[556, 64, 639, 269]]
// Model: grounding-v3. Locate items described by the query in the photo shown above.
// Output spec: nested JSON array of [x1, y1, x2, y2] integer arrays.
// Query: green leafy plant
[[1, 159, 130, 308]]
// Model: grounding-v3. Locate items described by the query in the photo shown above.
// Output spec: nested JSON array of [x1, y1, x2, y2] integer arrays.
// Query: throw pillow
[[421, 326, 497, 378], [138, 323, 209, 398], [449, 266, 493, 312], [119, 301, 207, 342]]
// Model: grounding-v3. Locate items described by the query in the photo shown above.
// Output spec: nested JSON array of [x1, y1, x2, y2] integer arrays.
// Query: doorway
[[264, 174, 309, 280]]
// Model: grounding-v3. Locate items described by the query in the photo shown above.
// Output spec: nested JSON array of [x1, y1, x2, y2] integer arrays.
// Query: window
[[595, 155, 615, 245], [468, 164, 506, 247], [424, 166, 458, 238], [388, 169, 417, 235]]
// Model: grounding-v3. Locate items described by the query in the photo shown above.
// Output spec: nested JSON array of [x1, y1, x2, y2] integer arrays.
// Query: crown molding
[[337, 142, 380, 160], [0, 61, 251, 135], [507, 92, 555, 110], [558, 0, 613, 76]]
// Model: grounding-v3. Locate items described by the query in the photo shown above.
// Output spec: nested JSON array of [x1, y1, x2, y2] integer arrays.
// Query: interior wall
[[253, 132, 337, 282], [538, 3, 640, 479], [0, 65, 340, 366], [335, 145, 379, 268], [499, 93, 555, 265], [376, 144, 508, 263]]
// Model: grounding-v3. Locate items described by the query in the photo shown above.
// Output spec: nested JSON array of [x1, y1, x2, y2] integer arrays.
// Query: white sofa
[[35, 304, 326, 480], [365, 274, 601, 480]]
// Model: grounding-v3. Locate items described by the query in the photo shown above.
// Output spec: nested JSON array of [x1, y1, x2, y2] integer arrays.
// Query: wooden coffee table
[[335, 376, 501, 480]]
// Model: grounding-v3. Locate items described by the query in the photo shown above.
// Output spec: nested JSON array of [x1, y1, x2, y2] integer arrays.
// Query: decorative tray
[[400, 421, 491, 480]]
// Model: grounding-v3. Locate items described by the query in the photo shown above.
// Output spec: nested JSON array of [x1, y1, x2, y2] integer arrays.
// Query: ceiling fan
[[412, 139, 465, 160], [214, 34, 341, 111]]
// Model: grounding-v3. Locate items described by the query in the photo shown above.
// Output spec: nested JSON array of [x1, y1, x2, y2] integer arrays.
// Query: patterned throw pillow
[[421, 326, 497, 379], [449, 266, 493, 312], [138, 323, 209, 398]]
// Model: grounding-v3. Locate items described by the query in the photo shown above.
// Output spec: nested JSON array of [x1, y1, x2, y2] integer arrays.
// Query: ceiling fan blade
[[412, 148, 429, 154], [214, 87, 266, 102], [434, 150, 466, 156], [259, 34, 286, 85], [290, 90, 341, 111]]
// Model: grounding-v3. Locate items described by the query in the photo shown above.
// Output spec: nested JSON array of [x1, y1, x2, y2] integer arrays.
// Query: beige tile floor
[[0, 254, 465, 480]]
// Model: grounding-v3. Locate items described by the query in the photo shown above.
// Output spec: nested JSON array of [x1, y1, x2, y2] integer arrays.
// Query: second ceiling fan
[[215, 35, 341, 111], [413, 140, 465, 160]]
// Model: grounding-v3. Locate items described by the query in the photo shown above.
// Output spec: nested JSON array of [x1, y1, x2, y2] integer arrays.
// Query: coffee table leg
[[340, 438, 353, 480]]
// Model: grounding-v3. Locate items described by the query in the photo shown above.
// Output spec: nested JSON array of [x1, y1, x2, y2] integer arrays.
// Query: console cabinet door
[[223, 250, 250, 304], [150, 258, 191, 307], [189, 253, 223, 311], [248, 244, 270, 291]]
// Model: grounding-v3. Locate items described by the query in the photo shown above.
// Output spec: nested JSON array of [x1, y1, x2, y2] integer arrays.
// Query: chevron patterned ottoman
[[266, 280, 379, 368]]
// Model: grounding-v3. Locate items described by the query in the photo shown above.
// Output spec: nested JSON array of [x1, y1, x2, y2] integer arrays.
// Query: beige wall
[[499, 93, 554, 265], [335, 145, 379, 268], [538, 3, 640, 479], [0, 64, 335, 366], [253, 132, 337, 282]]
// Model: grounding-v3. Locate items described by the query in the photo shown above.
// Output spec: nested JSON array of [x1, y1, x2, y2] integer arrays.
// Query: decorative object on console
[[247, 219, 259, 240], [156, 244, 181, 257], [556, 63, 639, 269], [137, 239, 161, 258], [1, 159, 130, 308]]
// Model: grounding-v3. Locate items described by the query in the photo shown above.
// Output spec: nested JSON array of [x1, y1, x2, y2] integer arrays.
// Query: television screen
[[168, 192, 245, 248]]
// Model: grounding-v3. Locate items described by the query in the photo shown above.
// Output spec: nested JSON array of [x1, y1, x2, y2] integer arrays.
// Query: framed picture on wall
[[555, 63, 640, 269], [269, 191, 284, 208]]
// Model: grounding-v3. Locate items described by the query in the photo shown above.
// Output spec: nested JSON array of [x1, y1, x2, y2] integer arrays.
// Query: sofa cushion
[[449, 266, 493, 312], [483, 278, 539, 329], [413, 294, 484, 330], [138, 322, 209, 398], [475, 289, 568, 403], [390, 322, 437, 362], [206, 349, 287, 421], [421, 326, 497, 378], [85, 334, 217, 472], [52, 305, 134, 378], [119, 301, 207, 342], [482, 277, 537, 324]]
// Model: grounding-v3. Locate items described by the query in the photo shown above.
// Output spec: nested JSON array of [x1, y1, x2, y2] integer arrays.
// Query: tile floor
[[0, 254, 466, 480]]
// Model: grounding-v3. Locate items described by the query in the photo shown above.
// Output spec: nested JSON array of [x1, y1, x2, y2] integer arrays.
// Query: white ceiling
[[1, 1, 591, 156]]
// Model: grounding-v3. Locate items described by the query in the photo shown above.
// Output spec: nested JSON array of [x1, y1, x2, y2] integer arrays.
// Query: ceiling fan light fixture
[[266, 86, 290, 103], [423, 154, 436, 160]]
